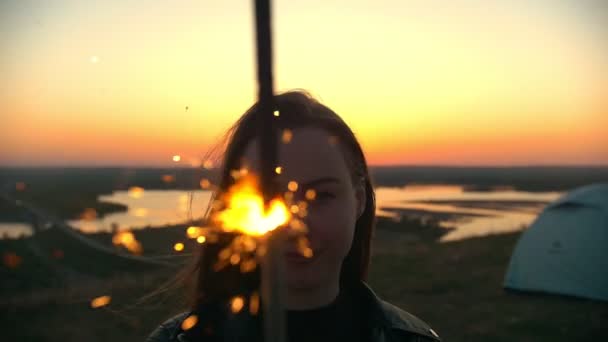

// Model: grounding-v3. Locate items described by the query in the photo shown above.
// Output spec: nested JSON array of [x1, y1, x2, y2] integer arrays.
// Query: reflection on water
[[68, 190, 213, 233], [0, 223, 33, 239], [375, 185, 562, 242], [2, 185, 564, 242]]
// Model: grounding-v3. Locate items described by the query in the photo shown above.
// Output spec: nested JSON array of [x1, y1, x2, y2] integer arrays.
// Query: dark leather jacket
[[146, 282, 441, 342]]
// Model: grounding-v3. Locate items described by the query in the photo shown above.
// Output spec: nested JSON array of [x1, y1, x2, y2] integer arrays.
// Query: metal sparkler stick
[[252, 1, 287, 342]]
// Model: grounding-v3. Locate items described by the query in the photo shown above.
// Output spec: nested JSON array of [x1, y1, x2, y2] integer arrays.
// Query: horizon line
[[1, 164, 607, 169]]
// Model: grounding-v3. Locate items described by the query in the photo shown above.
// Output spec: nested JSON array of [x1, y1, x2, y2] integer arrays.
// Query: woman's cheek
[[306, 200, 356, 254]]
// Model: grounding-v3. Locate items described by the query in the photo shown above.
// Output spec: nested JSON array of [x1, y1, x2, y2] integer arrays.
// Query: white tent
[[504, 183, 608, 301]]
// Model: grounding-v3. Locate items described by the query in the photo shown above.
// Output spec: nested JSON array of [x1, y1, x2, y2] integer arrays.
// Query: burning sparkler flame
[[212, 176, 290, 236]]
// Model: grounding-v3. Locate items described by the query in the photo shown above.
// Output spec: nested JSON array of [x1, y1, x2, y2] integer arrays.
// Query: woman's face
[[242, 127, 364, 291]]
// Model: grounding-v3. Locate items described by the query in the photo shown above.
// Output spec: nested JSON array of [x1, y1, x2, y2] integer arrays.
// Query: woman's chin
[[285, 263, 322, 290]]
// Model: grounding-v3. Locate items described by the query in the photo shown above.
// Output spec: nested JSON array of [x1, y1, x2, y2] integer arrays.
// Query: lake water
[[1, 185, 563, 242]]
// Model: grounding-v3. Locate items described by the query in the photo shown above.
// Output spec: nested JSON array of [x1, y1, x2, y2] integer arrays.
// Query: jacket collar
[[172, 281, 440, 341], [356, 281, 441, 341]]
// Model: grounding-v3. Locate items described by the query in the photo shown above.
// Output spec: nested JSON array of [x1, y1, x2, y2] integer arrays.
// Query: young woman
[[147, 90, 441, 342]]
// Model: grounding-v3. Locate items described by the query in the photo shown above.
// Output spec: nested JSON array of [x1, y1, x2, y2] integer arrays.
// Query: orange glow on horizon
[[1, 0, 606, 167]]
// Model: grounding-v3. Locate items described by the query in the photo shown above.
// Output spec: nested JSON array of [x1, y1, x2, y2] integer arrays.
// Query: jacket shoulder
[[379, 301, 441, 341], [146, 312, 189, 342]]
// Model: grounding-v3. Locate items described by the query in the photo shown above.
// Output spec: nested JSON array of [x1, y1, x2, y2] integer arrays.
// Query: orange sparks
[[275, 166, 282, 175], [281, 129, 293, 143], [230, 254, 241, 265], [290, 205, 299, 214], [284, 191, 294, 202], [90, 295, 111, 308], [288, 218, 307, 234], [200, 178, 211, 189], [15, 182, 26, 191], [128, 186, 144, 198], [173, 155, 181, 162], [186, 226, 202, 239], [298, 201, 308, 211], [287, 181, 298, 192], [196, 236, 206, 244], [3, 252, 22, 268], [219, 247, 232, 261], [230, 296, 245, 313], [212, 176, 290, 236], [112, 231, 143, 254], [181, 315, 198, 330], [249, 293, 260, 315], [297, 236, 313, 258], [174, 242, 185, 252], [302, 248, 313, 258], [240, 258, 257, 273], [305, 189, 316, 200]]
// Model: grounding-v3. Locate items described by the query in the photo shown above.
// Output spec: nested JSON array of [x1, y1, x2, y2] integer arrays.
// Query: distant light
[[174, 242, 185, 252], [275, 166, 282, 174], [305, 189, 316, 200], [287, 181, 298, 192], [273, 110, 280, 117], [90, 295, 111, 308], [196, 236, 206, 244], [90, 56, 99, 64], [172, 155, 181, 162]]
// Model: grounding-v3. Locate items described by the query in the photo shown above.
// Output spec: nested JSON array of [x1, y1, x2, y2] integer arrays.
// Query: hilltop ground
[[1, 216, 606, 341]]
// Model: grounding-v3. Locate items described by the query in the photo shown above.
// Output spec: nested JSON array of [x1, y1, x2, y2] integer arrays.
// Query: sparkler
[[252, 0, 289, 341], [184, 1, 292, 340]]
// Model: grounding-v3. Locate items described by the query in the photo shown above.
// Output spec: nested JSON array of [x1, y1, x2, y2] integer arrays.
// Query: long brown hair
[[193, 90, 376, 305]]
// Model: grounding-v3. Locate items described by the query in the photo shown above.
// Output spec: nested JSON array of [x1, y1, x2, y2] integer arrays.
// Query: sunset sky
[[1, 0, 607, 167]]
